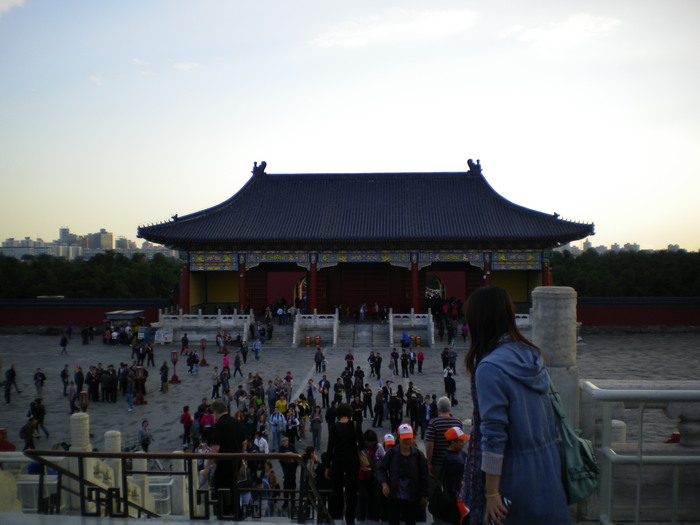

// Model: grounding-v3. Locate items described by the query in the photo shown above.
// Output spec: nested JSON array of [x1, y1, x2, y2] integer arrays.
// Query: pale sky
[[1, 0, 699, 251]]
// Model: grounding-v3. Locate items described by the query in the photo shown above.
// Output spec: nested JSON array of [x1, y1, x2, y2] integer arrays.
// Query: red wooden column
[[309, 256, 318, 312], [239, 262, 247, 311], [411, 256, 419, 312], [542, 260, 554, 286], [483, 261, 492, 286], [178, 263, 190, 313]]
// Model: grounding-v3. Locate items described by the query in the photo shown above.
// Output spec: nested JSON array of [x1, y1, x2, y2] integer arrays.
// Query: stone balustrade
[[392, 311, 431, 328], [151, 309, 252, 332]]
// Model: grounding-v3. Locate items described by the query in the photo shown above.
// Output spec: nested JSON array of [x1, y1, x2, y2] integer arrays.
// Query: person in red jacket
[[180, 405, 193, 444]]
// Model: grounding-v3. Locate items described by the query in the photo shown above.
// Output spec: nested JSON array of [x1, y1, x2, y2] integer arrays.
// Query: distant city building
[[87, 228, 113, 250], [58, 227, 70, 242], [115, 236, 137, 250], [554, 243, 583, 256], [1, 227, 178, 261], [554, 239, 691, 257]]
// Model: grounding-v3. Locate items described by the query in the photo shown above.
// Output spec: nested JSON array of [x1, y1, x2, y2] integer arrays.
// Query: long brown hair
[[464, 286, 537, 376]]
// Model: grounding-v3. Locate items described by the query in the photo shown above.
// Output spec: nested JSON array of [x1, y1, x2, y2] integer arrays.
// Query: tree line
[[550, 249, 700, 297], [0, 252, 183, 299], [2, 249, 697, 299]]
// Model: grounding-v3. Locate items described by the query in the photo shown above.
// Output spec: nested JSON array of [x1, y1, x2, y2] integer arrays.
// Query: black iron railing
[[22, 449, 333, 523]]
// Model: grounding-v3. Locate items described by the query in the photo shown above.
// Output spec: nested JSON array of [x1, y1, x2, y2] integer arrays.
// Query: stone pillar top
[[532, 285, 578, 298], [70, 412, 92, 452], [531, 286, 577, 367]]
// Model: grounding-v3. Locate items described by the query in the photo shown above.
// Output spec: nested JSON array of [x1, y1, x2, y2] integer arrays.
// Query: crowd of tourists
[[197, 287, 573, 525], [3, 285, 574, 524]]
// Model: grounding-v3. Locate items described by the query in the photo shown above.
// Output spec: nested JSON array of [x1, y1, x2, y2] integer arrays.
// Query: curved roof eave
[[138, 169, 594, 249]]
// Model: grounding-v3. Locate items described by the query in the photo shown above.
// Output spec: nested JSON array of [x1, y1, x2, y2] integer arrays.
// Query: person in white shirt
[[254, 431, 270, 454]]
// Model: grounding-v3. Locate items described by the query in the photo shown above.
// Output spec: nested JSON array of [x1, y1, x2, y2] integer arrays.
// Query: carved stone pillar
[[532, 286, 580, 426], [104, 430, 122, 487]]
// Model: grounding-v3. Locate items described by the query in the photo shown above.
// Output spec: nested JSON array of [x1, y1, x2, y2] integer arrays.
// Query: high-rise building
[[2, 228, 177, 260], [98, 228, 113, 250], [59, 227, 70, 243]]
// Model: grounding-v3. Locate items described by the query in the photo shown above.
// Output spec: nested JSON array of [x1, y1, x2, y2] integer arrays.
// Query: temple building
[[138, 160, 594, 315]]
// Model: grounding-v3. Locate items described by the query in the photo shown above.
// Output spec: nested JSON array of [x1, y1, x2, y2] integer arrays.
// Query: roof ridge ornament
[[252, 161, 267, 176], [467, 158, 482, 176]]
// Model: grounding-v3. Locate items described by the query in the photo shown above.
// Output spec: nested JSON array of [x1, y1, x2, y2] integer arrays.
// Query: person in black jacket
[[325, 402, 365, 525], [206, 399, 245, 518], [278, 436, 298, 509], [377, 423, 429, 525], [325, 400, 337, 429]]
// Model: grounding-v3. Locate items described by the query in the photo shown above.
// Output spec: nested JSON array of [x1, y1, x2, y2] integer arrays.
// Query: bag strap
[[547, 372, 581, 447], [546, 372, 568, 422]]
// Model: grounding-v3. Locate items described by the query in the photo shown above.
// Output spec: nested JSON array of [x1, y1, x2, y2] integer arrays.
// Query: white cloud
[[312, 9, 476, 48], [133, 58, 154, 76], [504, 13, 620, 47], [173, 62, 200, 72], [89, 75, 104, 86], [0, 0, 24, 16]]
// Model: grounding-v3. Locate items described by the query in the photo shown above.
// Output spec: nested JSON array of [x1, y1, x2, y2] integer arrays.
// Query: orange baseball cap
[[444, 426, 469, 441], [398, 423, 414, 440]]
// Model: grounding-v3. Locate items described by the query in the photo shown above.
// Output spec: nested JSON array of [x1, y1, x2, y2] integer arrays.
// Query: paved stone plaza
[[1, 331, 699, 455]]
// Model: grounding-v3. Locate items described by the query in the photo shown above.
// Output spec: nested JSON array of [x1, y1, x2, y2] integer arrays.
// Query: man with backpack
[[29, 398, 49, 439], [20, 418, 37, 450]]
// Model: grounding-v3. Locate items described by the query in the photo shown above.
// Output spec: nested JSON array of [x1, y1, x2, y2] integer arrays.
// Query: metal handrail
[[21, 449, 333, 523], [582, 382, 700, 403], [581, 381, 700, 525]]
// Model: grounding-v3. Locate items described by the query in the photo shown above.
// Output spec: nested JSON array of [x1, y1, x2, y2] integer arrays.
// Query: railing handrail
[[26, 449, 303, 461], [582, 381, 700, 403], [20, 448, 333, 523], [599, 447, 700, 465], [583, 380, 700, 525]]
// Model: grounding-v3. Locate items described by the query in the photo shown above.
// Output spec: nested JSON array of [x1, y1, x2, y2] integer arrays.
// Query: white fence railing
[[293, 311, 338, 347], [152, 310, 252, 333], [581, 380, 700, 525]]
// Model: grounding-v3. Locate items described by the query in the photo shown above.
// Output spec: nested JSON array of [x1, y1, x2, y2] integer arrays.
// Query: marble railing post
[[104, 430, 121, 487], [170, 451, 188, 515], [131, 453, 150, 515], [531, 286, 580, 427], [69, 412, 93, 511]]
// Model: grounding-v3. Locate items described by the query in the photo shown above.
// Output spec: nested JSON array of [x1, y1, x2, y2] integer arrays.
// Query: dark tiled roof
[[138, 170, 594, 249]]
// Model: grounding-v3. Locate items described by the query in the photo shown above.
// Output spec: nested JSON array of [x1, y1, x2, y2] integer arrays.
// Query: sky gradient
[[1, 1, 699, 250]]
